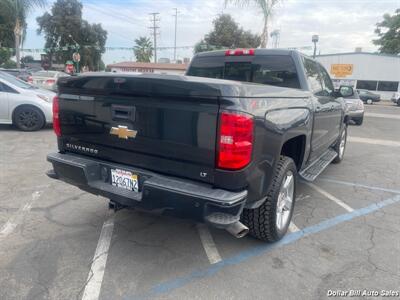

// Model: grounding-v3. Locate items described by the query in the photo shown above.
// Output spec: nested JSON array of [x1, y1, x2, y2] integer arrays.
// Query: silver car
[[343, 89, 364, 125], [30, 70, 69, 91], [0, 71, 55, 131]]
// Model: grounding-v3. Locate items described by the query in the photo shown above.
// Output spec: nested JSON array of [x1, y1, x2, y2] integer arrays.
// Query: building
[[316, 52, 400, 100], [107, 62, 188, 75]]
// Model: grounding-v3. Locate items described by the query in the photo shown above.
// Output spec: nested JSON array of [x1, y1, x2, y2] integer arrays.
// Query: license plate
[[111, 169, 138, 192]]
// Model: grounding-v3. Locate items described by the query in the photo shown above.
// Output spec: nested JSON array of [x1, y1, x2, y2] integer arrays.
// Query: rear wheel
[[366, 99, 373, 105], [241, 156, 296, 242], [332, 125, 347, 163], [13, 106, 45, 131], [397, 99, 400, 106]]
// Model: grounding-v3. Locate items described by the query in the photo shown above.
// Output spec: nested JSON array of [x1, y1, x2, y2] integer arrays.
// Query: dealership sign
[[331, 64, 353, 77]]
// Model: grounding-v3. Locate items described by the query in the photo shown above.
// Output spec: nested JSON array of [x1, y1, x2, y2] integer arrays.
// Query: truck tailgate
[[57, 74, 220, 183]]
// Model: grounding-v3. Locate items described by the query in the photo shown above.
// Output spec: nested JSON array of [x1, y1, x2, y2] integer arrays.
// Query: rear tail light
[[217, 111, 254, 170], [52, 96, 61, 137], [46, 79, 56, 85], [225, 49, 255, 56]]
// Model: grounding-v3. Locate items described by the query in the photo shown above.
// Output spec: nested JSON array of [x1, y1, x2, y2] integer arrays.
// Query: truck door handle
[[111, 105, 136, 122]]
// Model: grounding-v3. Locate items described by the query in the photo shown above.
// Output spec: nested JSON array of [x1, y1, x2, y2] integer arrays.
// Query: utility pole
[[149, 12, 160, 63], [173, 8, 178, 62]]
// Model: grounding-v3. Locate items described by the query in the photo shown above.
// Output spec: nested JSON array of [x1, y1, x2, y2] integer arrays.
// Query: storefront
[[316, 52, 400, 100]]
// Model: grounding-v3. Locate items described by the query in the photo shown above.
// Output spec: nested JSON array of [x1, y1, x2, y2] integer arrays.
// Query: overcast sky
[[23, 0, 399, 65]]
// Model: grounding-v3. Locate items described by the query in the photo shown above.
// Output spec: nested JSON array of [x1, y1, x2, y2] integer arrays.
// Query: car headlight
[[36, 94, 52, 103]]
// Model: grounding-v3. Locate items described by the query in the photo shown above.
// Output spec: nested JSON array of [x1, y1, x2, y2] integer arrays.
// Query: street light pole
[[312, 34, 319, 59]]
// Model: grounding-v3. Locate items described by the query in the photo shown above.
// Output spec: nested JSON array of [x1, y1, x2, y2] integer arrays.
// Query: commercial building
[[316, 52, 400, 100], [107, 62, 188, 75]]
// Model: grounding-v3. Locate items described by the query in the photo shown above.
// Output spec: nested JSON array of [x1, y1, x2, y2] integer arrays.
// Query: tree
[[194, 14, 260, 53], [373, 9, 400, 55], [133, 37, 153, 62], [225, 0, 280, 48], [37, 0, 107, 71], [2, 0, 46, 68]]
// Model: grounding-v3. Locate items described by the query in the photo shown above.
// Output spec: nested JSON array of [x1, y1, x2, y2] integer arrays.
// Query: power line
[[85, 1, 145, 28], [148, 13, 160, 63]]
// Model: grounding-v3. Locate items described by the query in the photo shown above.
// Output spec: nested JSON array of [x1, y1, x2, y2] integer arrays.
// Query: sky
[[22, 0, 400, 66]]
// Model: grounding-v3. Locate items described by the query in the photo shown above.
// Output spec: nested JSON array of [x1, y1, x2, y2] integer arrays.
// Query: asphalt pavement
[[0, 103, 399, 300]]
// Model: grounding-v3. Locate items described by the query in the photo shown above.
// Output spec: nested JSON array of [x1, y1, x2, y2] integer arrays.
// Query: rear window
[[187, 55, 301, 89]]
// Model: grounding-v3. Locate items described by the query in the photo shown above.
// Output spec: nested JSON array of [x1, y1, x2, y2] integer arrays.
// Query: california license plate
[[111, 168, 138, 192]]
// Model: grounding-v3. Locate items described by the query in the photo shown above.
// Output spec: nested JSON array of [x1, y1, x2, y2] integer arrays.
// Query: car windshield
[[0, 71, 35, 89]]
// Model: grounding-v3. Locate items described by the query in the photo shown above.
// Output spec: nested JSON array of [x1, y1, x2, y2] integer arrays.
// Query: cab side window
[[319, 65, 334, 97], [303, 57, 323, 95]]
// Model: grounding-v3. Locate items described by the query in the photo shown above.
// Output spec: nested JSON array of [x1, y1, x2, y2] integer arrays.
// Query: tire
[[332, 125, 347, 164], [13, 105, 45, 131], [353, 117, 363, 126], [397, 99, 400, 106], [241, 156, 297, 242], [366, 99, 373, 105]]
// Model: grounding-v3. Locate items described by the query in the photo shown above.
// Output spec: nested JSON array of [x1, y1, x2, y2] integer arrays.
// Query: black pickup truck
[[47, 49, 351, 242]]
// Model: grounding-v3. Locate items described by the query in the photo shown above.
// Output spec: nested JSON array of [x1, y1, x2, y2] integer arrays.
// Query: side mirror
[[338, 86, 354, 98]]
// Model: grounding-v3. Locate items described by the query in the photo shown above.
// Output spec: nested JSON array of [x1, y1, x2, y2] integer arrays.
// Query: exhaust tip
[[226, 221, 249, 238]]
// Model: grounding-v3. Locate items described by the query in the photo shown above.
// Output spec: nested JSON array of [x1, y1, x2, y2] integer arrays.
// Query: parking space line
[[365, 112, 400, 120], [288, 222, 300, 232], [196, 223, 222, 264], [348, 136, 400, 147], [305, 182, 354, 212], [320, 178, 400, 195], [82, 213, 115, 300], [138, 195, 400, 299], [0, 191, 41, 241]]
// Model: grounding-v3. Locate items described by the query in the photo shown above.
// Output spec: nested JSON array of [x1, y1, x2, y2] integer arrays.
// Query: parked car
[[30, 70, 70, 91], [0, 71, 55, 131], [357, 89, 381, 104], [0, 68, 32, 82], [47, 49, 349, 242], [391, 92, 400, 106], [341, 87, 364, 125]]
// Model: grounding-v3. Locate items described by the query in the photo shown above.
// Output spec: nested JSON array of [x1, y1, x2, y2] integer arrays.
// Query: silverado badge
[[110, 125, 137, 139]]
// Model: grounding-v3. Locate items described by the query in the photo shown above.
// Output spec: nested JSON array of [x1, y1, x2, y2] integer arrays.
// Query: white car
[[0, 71, 55, 131], [391, 92, 400, 106], [29, 70, 69, 91]]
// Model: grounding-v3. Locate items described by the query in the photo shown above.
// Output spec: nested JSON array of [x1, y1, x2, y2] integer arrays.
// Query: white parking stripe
[[288, 222, 300, 232], [305, 182, 354, 212], [365, 113, 400, 120], [196, 223, 222, 264], [348, 136, 400, 147], [82, 213, 115, 300], [0, 191, 41, 241]]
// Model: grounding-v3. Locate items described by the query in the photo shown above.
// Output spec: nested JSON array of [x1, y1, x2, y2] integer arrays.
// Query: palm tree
[[5, 0, 46, 68], [225, 0, 280, 48], [133, 37, 153, 63]]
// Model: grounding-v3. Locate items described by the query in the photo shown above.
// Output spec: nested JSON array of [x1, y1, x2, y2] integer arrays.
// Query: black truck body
[[47, 49, 349, 241]]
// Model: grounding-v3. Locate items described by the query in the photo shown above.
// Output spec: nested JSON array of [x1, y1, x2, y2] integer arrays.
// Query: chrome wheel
[[276, 170, 294, 231], [339, 128, 346, 159], [366, 99, 373, 105]]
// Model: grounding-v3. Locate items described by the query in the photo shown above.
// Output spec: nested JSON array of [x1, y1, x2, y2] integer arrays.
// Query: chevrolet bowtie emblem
[[110, 125, 137, 139]]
